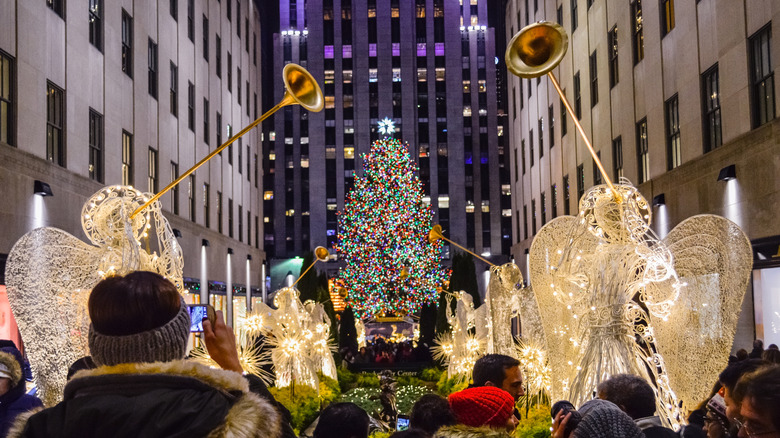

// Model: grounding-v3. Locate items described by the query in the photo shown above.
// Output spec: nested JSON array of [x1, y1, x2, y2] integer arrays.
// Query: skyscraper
[[263, 0, 513, 273]]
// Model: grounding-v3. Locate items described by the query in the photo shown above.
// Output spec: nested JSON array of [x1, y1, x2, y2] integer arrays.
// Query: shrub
[[435, 372, 468, 396], [420, 367, 444, 382], [268, 375, 341, 434], [513, 404, 552, 438]]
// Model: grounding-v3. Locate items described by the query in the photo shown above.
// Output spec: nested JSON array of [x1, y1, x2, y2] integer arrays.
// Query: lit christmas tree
[[335, 123, 447, 318]]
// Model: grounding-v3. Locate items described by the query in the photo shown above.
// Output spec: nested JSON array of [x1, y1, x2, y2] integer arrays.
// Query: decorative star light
[[378, 117, 396, 136]]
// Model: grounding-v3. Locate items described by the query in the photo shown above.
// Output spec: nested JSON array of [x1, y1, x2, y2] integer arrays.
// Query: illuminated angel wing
[[5, 227, 103, 406], [653, 214, 752, 410], [529, 215, 592, 401]]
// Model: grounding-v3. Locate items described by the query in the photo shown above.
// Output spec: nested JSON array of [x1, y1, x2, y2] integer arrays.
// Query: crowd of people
[[342, 338, 433, 366], [0, 270, 777, 438]]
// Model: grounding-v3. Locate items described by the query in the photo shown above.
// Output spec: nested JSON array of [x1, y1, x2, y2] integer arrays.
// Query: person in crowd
[[0, 344, 43, 436], [761, 348, 780, 364], [596, 374, 677, 438], [355, 347, 370, 364], [409, 393, 457, 436], [747, 339, 764, 359], [731, 365, 780, 438], [718, 359, 766, 423], [65, 356, 96, 380], [471, 354, 525, 401], [553, 399, 645, 438], [767, 344, 778, 350], [702, 394, 729, 438], [390, 430, 430, 438], [312, 402, 370, 438], [7, 271, 293, 438], [735, 349, 749, 362], [445, 386, 518, 434]]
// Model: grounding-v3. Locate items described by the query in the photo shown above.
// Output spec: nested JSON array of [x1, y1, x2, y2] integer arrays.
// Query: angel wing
[[5, 227, 104, 406], [652, 214, 752, 410], [529, 215, 591, 402]]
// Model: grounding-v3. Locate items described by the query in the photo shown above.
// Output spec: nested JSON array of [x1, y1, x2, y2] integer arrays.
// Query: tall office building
[[264, 0, 513, 275], [505, 0, 780, 346], [0, 1, 265, 321]]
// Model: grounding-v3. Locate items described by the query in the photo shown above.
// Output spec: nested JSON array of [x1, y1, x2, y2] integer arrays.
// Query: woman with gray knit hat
[[7, 271, 293, 438], [553, 399, 646, 438]]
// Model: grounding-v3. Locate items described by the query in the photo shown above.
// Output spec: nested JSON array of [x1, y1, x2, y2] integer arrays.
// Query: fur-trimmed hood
[[8, 360, 281, 438], [433, 424, 513, 438], [0, 350, 23, 387]]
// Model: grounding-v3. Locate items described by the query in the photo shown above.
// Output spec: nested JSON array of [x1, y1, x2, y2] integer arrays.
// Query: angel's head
[[81, 186, 150, 247], [577, 182, 651, 243]]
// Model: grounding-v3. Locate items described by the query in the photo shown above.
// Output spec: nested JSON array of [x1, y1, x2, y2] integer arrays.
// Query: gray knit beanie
[[88, 297, 190, 366], [571, 399, 646, 438]]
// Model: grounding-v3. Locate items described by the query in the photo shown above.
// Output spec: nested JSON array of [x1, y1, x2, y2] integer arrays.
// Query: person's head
[[448, 386, 518, 432], [472, 354, 524, 400], [67, 356, 97, 380], [761, 348, 780, 364], [596, 373, 655, 419], [410, 394, 457, 435], [88, 271, 190, 366], [313, 402, 370, 438], [769, 344, 779, 351], [736, 349, 749, 361], [703, 394, 729, 438], [732, 365, 780, 436], [571, 399, 645, 438], [0, 345, 27, 400], [753, 339, 764, 350], [718, 359, 767, 421]]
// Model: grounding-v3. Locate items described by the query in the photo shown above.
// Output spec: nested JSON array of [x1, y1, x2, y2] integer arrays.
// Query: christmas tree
[[334, 133, 447, 318]]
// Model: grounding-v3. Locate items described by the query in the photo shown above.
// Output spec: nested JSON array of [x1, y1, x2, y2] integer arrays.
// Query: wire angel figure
[[476, 262, 524, 357], [304, 300, 337, 381], [432, 291, 485, 380], [529, 181, 752, 427], [4, 186, 183, 405]]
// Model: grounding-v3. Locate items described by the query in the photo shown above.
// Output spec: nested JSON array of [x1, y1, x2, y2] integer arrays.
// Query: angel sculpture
[[304, 300, 337, 381], [529, 181, 752, 427], [476, 262, 524, 357], [355, 318, 367, 349], [432, 291, 485, 380], [4, 186, 183, 405]]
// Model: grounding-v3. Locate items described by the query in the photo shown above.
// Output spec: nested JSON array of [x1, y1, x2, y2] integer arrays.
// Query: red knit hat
[[448, 386, 515, 428]]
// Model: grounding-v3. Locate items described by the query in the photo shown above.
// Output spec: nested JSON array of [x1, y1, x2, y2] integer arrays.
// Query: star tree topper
[[378, 117, 396, 136]]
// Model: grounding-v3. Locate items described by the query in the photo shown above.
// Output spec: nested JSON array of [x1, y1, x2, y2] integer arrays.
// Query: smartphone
[[396, 415, 410, 431], [187, 304, 215, 333]]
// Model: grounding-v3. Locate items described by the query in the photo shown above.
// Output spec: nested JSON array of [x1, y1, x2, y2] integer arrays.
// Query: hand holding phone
[[187, 304, 216, 333]]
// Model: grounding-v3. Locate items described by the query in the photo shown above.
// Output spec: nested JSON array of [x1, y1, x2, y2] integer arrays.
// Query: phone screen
[[188, 305, 208, 333], [396, 416, 410, 431]]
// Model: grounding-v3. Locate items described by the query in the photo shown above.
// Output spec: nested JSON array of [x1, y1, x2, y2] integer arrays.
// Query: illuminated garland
[[334, 138, 447, 318]]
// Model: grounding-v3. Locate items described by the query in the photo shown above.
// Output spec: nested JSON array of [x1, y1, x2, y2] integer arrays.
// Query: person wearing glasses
[[731, 365, 780, 438]]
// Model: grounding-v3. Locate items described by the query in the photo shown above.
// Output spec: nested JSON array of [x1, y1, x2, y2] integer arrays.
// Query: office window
[[551, 184, 558, 217], [660, 0, 675, 37], [541, 192, 547, 224], [549, 105, 555, 148], [170, 0, 178, 20], [665, 94, 681, 170], [636, 118, 649, 183], [521, 140, 526, 174], [254, 153, 258, 187], [216, 35, 222, 78], [237, 68, 242, 106], [122, 130, 133, 186], [48, 0, 65, 18], [227, 52, 232, 92], [576, 164, 585, 200], [593, 152, 602, 185], [148, 39, 158, 99], [203, 16, 209, 60], [89, 0, 103, 51], [523, 204, 528, 240], [563, 175, 570, 215], [538, 119, 544, 156], [228, 198, 234, 238], [246, 145, 250, 179], [187, 82, 195, 131], [171, 162, 179, 215], [88, 109, 103, 182], [121, 10, 133, 77], [573, 72, 582, 119], [170, 62, 178, 117], [246, 81, 250, 117], [255, 215, 259, 248], [203, 183, 210, 228], [513, 149, 518, 181], [46, 81, 65, 166], [570, 0, 578, 31], [217, 191, 223, 233], [187, 0, 194, 41], [531, 199, 537, 235], [589, 50, 598, 107], [557, 5, 563, 26], [236, 1, 241, 36], [561, 95, 567, 135], [203, 98, 209, 144], [188, 175, 196, 222], [227, 0, 232, 20], [750, 24, 775, 128], [216, 112, 222, 146], [612, 136, 623, 181], [253, 32, 257, 66], [238, 137, 242, 173], [0, 50, 14, 146], [702, 65, 721, 152], [238, 205, 243, 242], [529, 130, 534, 167], [632, 0, 644, 64], [608, 25, 619, 87], [148, 147, 158, 193]]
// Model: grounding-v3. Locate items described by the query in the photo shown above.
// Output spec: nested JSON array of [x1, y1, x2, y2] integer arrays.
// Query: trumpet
[[506, 22, 620, 201], [131, 63, 324, 219]]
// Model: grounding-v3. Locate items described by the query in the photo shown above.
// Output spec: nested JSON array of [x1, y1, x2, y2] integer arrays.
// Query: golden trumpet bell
[[314, 246, 330, 262], [506, 22, 568, 79], [281, 63, 324, 112], [428, 224, 444, 244]]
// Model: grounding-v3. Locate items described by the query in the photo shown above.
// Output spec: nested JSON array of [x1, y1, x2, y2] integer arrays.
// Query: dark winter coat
[[8, 360, 285, 438], [0, 347, 43, 437]]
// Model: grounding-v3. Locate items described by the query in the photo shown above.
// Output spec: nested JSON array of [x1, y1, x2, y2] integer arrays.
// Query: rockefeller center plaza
[[2, 0, 780, 437]]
